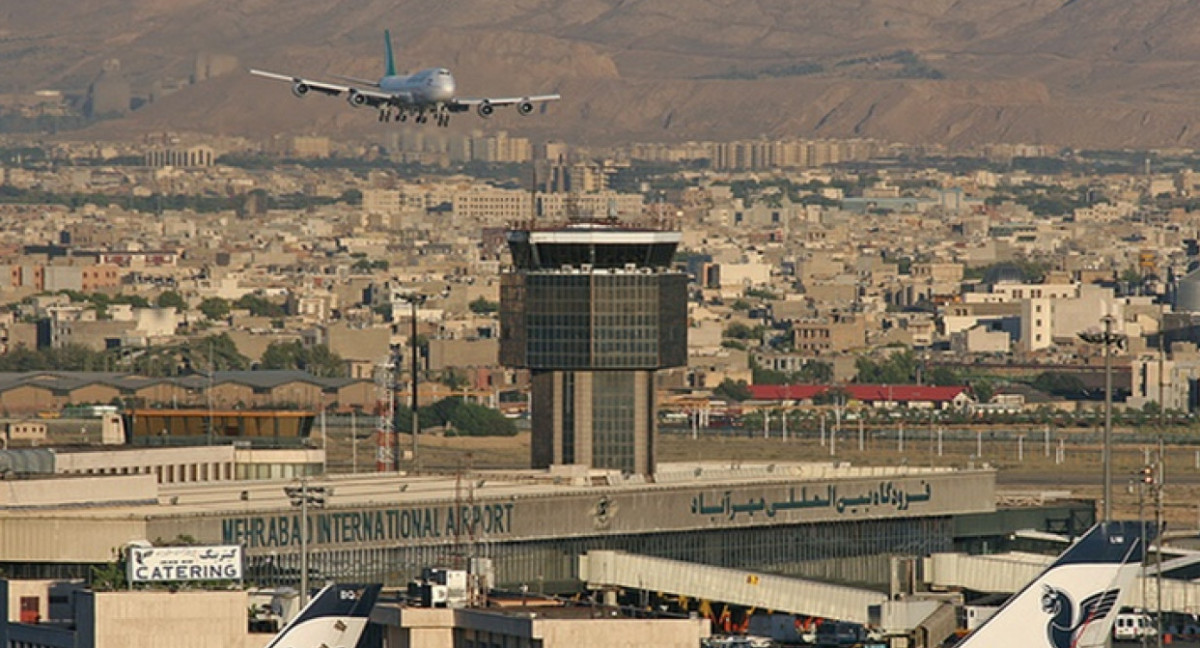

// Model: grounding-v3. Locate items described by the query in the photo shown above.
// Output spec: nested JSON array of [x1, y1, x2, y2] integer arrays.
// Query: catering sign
[[128, 545, 243, 583]]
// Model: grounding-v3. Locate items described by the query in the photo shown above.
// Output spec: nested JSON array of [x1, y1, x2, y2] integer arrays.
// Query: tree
[[927, 366, 962, 386], [855, 349, 917, 384], [440, 368, 470, 391], [260, 341, 346, 377], [971, 380, 996, 404], [1031, 371, 1087, 399], [723, 322, 763, 340], [234, 294, 286, 318], [797, 361, 833, 383], [199, 297, 230, 321], [115, 335, 249, 376], [713, 379, 753, 402], [395, 398, 516, 436], [469, 297, 499, 315], [156, 291, 186, 311]]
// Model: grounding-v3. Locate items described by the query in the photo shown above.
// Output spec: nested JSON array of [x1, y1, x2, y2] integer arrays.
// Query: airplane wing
[[249, 69, 350, 96], [449, 94, 561, 117], [249, 69, 393, 108], [329, 73, 382, 88], [451, 94, 561, 107]]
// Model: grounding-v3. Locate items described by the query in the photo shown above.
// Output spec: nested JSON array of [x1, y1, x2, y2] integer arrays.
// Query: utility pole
[[284, 477, 328, 607], [410, 295, 423, 473], [1078, 314, 1124, 521], [1104, 315, 1114, 522], [1155, 439, 1165, 648], [1135, 468, 1149, 648]]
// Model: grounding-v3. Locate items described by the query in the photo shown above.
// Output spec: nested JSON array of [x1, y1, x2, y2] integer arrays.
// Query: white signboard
[[128, 545, 243, 583]]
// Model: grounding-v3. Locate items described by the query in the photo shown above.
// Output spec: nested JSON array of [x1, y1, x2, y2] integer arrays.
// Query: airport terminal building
[[0, 460, 995, 591]]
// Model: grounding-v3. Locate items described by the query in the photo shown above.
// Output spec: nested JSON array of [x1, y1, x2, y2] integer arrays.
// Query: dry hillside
[[8, 0, 1200, 147]]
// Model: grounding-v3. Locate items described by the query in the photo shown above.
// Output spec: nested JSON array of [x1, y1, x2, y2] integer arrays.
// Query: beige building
[[791, 314, 866, 355], [379, 605, 710, 648]]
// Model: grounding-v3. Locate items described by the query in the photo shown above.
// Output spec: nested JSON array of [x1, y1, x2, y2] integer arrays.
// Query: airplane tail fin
[[263, 583, 382, 648], [384, 30, 397, 77], [955, 521, 1152, 648]]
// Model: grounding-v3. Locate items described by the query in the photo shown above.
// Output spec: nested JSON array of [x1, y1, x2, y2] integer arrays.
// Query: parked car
[[1113, 613, 1155, 641]]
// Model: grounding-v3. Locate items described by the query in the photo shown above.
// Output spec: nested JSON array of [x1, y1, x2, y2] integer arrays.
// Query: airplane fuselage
[[379, 67, 456, 106], [249, 30, 559, 127]]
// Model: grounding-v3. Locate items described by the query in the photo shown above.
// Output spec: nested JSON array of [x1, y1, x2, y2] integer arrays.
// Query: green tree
[[234, 294, 286, 318], [145, 334, 252, 374], [723, 322, 764, 340], [855, 349, 917, 384], [927, 366, 962, 386], [797, 361, 833, 383], [971, 380, 996, 404], [447, 402, 517, 437], [395, 398, 516, 436], [1031, 371, 1087, 398], [199, 297, 230, 321], [440, 368, 470, 391], [469, 297, 499, 315], [156, 291, 186, 311], [713, 379, 753, 402], [260, 341, 346, 377]]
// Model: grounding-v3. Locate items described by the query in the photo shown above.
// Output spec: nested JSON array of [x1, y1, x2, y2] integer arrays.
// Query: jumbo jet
[[954, 520, 1151, 648], [263, 583, 381, 648], [250, 31, 560, 127]]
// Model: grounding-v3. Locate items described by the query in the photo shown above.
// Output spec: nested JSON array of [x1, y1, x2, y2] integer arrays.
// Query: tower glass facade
[[501, 224, 687, 475]]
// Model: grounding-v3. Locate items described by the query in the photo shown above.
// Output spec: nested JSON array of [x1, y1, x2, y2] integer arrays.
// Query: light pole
[[284, 477, 327, 607], [1078, 314, 1125, 521], [406, 294, 428, 473]]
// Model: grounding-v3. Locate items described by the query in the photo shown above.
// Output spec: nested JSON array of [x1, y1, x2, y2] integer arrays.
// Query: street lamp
[[284, 477, 327, 606], [404, 294, 429, 473], [1078, 314, 1126, 521]]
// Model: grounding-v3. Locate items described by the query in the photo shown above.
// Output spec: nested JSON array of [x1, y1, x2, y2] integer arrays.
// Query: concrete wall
[[91, 590, 248, 648]]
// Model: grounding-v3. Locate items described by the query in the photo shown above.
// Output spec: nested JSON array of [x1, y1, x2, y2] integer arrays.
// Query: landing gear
[[436, 112, 450, 127]]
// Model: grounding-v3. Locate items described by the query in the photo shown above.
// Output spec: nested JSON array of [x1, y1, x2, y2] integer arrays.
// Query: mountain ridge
[[8, 0, 1200, 149]]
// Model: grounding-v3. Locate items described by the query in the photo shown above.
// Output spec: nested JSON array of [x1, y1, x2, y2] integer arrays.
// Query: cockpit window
[[438, 69, 450, 75]]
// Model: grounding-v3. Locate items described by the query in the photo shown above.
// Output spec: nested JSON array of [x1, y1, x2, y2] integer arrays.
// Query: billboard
[[128, 545, 243, 583]]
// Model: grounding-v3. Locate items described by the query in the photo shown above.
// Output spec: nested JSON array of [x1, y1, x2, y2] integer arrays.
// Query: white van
[[1113, 613, 1155, 641]]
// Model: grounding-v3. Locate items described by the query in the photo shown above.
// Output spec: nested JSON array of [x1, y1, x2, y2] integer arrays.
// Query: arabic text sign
[[690, 480, 935, 521], [128, 545, 243, 583]]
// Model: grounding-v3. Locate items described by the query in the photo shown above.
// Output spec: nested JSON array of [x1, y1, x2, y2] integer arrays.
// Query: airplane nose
[[441, 78, 456, 100]]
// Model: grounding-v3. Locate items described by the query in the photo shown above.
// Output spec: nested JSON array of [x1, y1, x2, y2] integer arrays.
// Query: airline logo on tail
[[1041, 586, 1120, 648], [264, 583, 382, 648], [956, 521, 1151, 648]]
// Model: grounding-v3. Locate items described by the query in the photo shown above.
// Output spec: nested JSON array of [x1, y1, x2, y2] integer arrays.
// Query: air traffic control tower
[[500, 222, 687, 475]]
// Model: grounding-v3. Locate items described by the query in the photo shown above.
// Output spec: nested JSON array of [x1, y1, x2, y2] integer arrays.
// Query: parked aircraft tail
[[263, 583, 382, 648], [954, 520, 1152, 648]]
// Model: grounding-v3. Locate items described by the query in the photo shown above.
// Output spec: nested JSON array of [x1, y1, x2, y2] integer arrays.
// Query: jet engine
[[477, 102, 494, 119], [516, 100, 535, 116], [347, 90, 368, 108], [291, 83, 310, 98]]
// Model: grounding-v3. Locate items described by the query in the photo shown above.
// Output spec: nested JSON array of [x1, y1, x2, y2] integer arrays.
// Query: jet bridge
[[578, 551, 887, 624], [925, 550, 1200, 614]]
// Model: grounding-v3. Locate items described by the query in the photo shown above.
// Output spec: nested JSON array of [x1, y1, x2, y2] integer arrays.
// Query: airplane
[[954, 520, 1152, 648], [263, 582, 382, 648], [249, 30, 561, 127]]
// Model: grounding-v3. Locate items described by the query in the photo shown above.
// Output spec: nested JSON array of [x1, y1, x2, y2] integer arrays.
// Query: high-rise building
[[500, 223, 687, 475]]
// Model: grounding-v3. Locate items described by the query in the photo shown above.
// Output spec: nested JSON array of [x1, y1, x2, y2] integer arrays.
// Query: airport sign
[[128, 545, 243, 583]]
